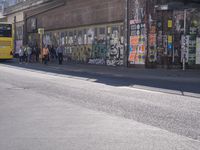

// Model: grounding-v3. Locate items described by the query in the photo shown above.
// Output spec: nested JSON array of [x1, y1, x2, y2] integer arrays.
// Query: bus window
[[0, 24, 12, 37]]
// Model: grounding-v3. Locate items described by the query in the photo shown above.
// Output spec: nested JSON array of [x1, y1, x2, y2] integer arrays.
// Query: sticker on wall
[[168, 20, 172, 28]]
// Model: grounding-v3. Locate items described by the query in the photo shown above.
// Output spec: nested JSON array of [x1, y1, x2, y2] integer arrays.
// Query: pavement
[[9, 59, 200, 82], [2, 59, 200, 98], [0, 64, 200, 150]]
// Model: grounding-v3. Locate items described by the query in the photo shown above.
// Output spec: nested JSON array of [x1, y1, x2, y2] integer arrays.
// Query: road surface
[[0, 64, 200, 150]]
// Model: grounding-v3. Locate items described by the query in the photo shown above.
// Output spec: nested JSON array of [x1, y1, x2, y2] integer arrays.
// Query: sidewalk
[[20, 60, 200, 82], [2, 59, 200, 98]]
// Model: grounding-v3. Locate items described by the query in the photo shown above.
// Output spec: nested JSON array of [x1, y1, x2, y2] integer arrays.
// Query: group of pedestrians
[[19, 44, 65, 65], [18, 45, 40, 64], [42, 45, 64, 65]]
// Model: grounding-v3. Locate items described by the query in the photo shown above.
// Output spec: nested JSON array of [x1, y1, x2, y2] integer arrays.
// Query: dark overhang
[[156, 0, 200, 10]]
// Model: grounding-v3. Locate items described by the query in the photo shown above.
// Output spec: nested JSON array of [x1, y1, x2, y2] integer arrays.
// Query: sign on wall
[[196, 37, 200, 64], [181, 35, 189, 63]]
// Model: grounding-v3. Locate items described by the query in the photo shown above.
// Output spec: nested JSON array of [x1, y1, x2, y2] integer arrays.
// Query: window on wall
[[95, 28, 98, 39], [112, 26, 119, 37], [83, 28, 87, 45], [98, 27, 106, 44], [107, 26, 111, 35], [73, 30, 77, 45], [58, 32, 62, 45], [99, 27, 106, 35], [65, 31, 68, 45], [54, 32, 59, 46], [109, 26, 119, 46], [87, 28, 94, 45], [78, 30, 83, 45], [43, 33, 51, 46], [61, 32, 65, 45], [120, 25, 124, 44], [52, 32, 58, 46], [68, 31, 73, 45]]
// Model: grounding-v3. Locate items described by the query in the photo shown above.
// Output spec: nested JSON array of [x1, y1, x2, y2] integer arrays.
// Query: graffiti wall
[[107, 26, 124, 66], [42, 23, 124, 66]]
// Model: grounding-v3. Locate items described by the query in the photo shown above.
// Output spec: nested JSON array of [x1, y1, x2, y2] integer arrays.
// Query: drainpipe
[[124, 0, 128, 67], [145, 0, 149, 68], [14, 16, 16, 53], [183, 9, 187, 71]]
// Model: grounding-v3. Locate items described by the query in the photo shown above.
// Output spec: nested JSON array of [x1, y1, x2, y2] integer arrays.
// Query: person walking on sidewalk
[[42, 46, 49, 65], [35, 45, 40, 63], [57, 45, 64, 65], [23, 46, 28, 64], [18, 46, 24, 64], [27, 45, 32, 63]]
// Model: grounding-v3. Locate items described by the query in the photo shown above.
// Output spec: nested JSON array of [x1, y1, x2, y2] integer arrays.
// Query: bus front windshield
[[0, 24, 12, 38]]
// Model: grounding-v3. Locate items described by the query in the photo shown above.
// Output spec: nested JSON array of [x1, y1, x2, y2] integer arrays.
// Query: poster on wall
[[148, 25, 157, 63], [181, 35, 189, 63], [188, 26, 197, 65], [129, 36, 145, 64], [148, 34, 157, 62], [129, 21, 146, 65], [188, 36, 196, 65], [196, 37, 200, 64], [167, 35, 173, 56]]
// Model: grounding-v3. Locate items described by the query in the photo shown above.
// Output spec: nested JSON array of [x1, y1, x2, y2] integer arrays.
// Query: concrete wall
[[26, 0, 125, 31], [7, 11, 23, 23]]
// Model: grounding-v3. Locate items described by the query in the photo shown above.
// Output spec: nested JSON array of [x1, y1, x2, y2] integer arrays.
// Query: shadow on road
[[1, 60, 200, 98]]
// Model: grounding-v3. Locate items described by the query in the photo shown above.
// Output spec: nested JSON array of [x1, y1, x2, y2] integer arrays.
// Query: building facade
[[25, 0, 126, 66], [3, 0, 52, 54], [0, 0, 6, 21], [4, 0, 200, 68], [128, 0, 200, 69]]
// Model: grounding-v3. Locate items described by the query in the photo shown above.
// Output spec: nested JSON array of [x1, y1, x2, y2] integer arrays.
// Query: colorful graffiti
[[71, 45, 92, 63], [41, 24, 124, 66]]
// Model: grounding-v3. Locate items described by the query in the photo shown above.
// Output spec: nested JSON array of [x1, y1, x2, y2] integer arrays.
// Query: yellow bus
[[0, 23, 14, 60]]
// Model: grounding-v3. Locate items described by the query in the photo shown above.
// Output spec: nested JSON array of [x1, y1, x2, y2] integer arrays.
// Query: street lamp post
[[183, 9, 187, 71]]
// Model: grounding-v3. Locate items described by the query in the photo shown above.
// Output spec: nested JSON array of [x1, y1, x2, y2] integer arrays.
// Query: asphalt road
[[0, 64, 200, 150]]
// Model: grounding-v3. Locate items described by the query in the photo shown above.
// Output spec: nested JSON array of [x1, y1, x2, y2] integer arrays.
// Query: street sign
[[38, 28, 44, 34]]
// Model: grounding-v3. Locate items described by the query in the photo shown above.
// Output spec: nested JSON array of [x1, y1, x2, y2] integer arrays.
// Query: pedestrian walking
[[50, 45, 56, 61], [42, 46, 49, 65], [57, 45, 64, 65], [35, 45, 40, 62], [18, 46, 24, 64], [31, 45, 37, 63], [23, 46, 28, 63], [27, 45, 32, 63]]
